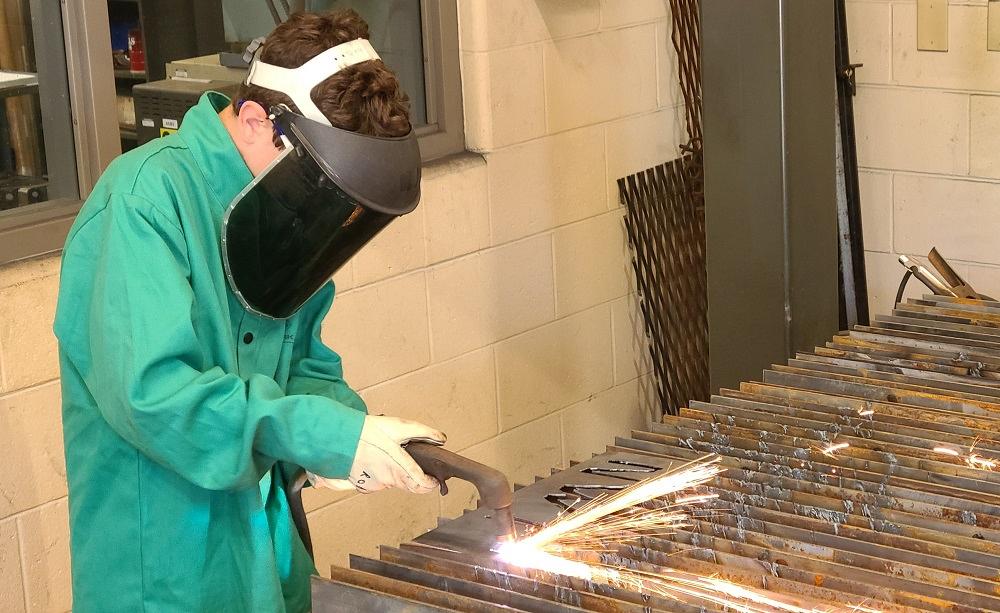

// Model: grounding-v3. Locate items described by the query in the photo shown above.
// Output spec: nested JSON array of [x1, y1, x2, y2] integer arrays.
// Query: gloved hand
[[310, 415, 446, 495]]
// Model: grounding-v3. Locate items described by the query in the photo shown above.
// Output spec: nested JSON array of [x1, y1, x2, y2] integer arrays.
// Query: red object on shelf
[[128, 28, 145, 72]]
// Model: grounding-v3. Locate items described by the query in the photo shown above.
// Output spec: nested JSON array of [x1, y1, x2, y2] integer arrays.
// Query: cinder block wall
[[0, 1, 681, 608], [847, 1, 1000, 314]]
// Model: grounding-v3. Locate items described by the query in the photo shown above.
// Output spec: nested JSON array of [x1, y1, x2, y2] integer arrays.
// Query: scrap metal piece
[[927, 247, 979, 299], [898, 255, 957, 297]]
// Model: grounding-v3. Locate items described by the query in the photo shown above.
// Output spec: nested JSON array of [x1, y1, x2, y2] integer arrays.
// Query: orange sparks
[[496, 455, 880, 613], [933, 447, 960, 457], [674, 492, 720, 505], [968, 454, 997, 470], [820, 442, 850, 457], [933, 440, 999, 471]]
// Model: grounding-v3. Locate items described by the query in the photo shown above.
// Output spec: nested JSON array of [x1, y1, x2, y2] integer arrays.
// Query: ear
[[235, 100, 271, 144]]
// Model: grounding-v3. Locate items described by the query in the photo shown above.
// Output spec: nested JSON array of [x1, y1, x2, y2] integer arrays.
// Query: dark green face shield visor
[[222, 107, 421, 319]]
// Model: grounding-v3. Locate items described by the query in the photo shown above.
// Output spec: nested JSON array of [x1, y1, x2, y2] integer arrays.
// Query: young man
[[53, 10, 443, 612]]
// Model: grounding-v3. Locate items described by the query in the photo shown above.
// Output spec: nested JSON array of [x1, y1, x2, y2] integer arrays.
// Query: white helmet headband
[[244, 38, 381, 126]]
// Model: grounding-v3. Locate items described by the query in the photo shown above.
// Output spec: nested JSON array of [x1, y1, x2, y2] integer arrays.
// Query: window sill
[[0, 198, 82, 267]]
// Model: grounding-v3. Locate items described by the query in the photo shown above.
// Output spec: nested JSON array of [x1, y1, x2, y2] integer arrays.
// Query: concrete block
[[488, 126, 606, 244], [302, 486, 356, 515], [859, 171, 892, 253], [612, 294, 650, 385], [496, 305, 614, 430], [19, 499, 71, 613], [458, 0, 600, 52], [0, 383, 66, 518], [352, 206, 426, 287], [307, 486, 439, 572], [894, 4, 1000, 91], [553, 213, 629, 317], [463, 46, 546, 151], [0, 519, 25, 613], [864, 251, 909, 316], [600, 0, 667, 28], [332, 261, 354, 293], [855, 86, 968, 175], [440, 413, 562, 518], [361, 348, 498, 450], [970, 95, 1000, 180], [846, 1, 892, 84], [423, 155, 490, 265], [428, 234, 555, 361], [894, 174, 1000, 266], [606, 108, 685, 205], [655, 22, 683, 110], [0, 273, 59, 394], [0, 256, 59, 291], [460, 51, 493, 151], [323, 273, 431, 389], [561, 378, 647, 463], [544, 25, 658, 132]]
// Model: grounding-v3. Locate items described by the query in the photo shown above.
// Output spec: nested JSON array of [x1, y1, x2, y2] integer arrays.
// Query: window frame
[[0, 0, 119, 267], [0, 0, 465, 267], [414, 0, 465, 162]]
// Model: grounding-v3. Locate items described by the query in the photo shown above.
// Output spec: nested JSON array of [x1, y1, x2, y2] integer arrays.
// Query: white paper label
[[162, 118, 179, 129]]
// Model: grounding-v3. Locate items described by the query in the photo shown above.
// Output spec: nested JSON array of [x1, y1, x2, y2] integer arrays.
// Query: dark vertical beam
[[29, 0, 78, 199], [702, 0, 839, 391]]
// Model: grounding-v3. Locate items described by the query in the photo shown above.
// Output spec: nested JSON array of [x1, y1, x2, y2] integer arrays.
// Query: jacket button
[[243, 332, 254, 344]]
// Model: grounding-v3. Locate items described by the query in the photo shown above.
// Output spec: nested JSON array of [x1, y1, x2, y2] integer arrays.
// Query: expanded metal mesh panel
[[670, 0, 703, 152], [618, 0, 708, 418], [619, 158, 709, 417]]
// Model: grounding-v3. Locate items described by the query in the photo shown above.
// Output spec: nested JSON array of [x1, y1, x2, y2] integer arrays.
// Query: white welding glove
[[310, 415, 446, 495]]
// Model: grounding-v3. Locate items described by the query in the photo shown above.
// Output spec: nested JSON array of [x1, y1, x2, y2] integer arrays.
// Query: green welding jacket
[[53, 92, 368, 613]]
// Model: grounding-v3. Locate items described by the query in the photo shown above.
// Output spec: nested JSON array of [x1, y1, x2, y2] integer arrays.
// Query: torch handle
[[405, 442, 513, 510]]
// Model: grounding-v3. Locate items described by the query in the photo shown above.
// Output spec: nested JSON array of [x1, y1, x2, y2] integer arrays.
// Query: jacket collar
[[177, 92, 253, 210]]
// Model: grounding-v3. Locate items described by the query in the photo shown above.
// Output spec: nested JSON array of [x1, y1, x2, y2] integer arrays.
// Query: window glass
[[0, 0, 76, 215], [111, 0, 426, 154], [303, 1, 426, 125]]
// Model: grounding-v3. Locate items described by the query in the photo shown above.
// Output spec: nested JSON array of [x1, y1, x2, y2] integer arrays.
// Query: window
[[0, 0, 81, 265], [109, 0, 460, 156], [0, 0, 463, 267]]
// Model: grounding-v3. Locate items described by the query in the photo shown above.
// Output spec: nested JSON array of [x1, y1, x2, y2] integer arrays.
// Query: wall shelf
[[114, 69, 147, 80]]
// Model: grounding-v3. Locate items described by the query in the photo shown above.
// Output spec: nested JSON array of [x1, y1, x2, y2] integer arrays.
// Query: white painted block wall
[[0, 1, 681, 608], [847, 1, 1000, 314]]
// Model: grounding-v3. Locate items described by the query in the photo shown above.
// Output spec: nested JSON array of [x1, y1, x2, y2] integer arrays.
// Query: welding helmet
[[222, 37, 421, 319]]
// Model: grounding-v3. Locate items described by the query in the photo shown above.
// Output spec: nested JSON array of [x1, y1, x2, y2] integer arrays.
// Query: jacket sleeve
[[285, 283, 368, 415], [55, 195, 365, 491]]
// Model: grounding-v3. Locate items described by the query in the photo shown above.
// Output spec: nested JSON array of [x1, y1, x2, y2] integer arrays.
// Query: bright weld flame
[[497, 455, 879, 613], [933, 439, 1000, 471]]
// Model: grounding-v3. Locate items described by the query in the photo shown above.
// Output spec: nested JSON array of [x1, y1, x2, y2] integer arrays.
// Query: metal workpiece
[[315, 294, 1000, 611], [897, 256, 958, 298]]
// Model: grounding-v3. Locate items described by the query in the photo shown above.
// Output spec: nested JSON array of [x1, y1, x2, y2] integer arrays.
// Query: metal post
[[702, 0, 840, 391], [29, 0, 78, 200], [61, 0, 121, 198]]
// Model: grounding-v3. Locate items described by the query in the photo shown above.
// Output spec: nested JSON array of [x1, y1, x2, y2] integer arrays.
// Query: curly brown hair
[[234, 9, 411, 137]]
